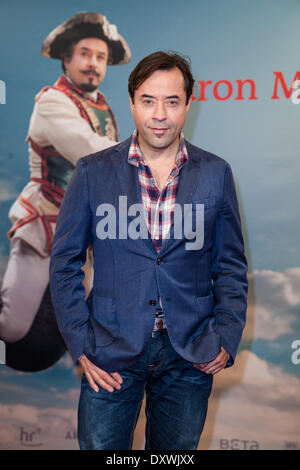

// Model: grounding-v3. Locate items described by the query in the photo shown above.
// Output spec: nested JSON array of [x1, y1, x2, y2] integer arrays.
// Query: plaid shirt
[[128, 129, 188, 330]]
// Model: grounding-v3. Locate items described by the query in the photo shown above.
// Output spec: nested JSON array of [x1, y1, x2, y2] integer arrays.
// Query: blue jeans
[[78, 330, 213, 450]]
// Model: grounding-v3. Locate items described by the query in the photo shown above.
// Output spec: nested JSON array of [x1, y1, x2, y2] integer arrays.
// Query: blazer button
[[156, 258, 163, 265], [149, 299, 157, 306]]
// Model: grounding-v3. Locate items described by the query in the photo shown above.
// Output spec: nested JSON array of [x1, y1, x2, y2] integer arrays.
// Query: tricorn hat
[[41, 12, 131, 65]]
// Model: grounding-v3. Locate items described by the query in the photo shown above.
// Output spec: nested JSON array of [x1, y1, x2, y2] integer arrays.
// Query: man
[[0, 12, 131, 372], [50, 51, 248, 450]]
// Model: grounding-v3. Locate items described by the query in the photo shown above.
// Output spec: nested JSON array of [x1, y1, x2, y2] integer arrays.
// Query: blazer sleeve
[[49, 157, 92, 364], [211, 163, 248, 367]]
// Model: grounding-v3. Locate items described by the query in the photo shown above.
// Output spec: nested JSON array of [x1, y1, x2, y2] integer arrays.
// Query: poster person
[[0, 12, 131, 372]]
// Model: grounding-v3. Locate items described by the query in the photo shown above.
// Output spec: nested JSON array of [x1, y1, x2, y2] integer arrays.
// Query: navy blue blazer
[[49, 137, 248, 372]]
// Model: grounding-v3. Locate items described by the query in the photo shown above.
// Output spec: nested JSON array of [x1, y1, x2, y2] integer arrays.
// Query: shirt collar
[[128, 129, 188, 170]]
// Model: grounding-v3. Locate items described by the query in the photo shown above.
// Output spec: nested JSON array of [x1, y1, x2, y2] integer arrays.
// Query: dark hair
[[61, 43, 76, 73], [128, 51, 195, 104]]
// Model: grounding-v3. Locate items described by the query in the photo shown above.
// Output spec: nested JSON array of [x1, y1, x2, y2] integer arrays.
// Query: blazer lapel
[[159, 141, 203, 256], [174, 141, 202, 206], [111, 138, 157, 255]]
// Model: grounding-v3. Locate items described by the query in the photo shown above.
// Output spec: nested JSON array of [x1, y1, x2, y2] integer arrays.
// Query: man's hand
[[79, 354, 123, 393], [193, 347, 230, 375]]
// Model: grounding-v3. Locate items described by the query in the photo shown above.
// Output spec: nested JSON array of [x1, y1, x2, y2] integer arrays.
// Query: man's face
[[64, 37, 109, 92], [129, 67, 191, 154]]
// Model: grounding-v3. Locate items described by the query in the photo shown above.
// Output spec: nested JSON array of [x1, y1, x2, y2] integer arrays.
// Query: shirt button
[[149, 299, 157, 306], [157, 258, 163, 265]]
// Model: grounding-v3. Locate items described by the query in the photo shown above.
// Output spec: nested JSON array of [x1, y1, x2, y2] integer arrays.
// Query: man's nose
[[153, 101, 167, 120], [88, 54, 98, 68]]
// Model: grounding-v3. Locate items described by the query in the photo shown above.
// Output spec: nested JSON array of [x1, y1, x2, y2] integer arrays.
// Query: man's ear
[[129, 94, 134, 113], [63, 56, 70, 71], [186, 95, 193, 112]]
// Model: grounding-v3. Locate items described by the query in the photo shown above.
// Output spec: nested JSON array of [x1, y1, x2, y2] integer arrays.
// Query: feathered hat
[[41, 12, 131, 65]]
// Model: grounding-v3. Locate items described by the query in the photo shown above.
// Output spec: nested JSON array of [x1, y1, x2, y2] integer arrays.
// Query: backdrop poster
[[0, 0, 299, 450]]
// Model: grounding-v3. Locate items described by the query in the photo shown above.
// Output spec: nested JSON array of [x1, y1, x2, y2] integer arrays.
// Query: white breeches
[[0, 236, 93, 342]]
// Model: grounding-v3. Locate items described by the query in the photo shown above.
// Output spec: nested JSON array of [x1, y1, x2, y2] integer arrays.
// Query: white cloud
[[199, 350, 300, 450], [51, 388, 80, 402], [0, 403, 79, 450], [54, 352, 83, 381], [244, 268, 300, 340]]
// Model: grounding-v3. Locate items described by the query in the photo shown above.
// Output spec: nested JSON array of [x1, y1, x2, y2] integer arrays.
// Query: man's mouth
[[150, 127, 169, 133], [81, 70, 100, 78]]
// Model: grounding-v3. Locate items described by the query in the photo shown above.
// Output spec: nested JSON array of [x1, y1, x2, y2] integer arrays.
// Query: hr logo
[[19, 426, 43, 447], [0, 340, 5, 365], [0, 80, 6, 104]]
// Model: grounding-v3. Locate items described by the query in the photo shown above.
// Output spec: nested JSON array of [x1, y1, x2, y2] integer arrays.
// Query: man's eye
[[143, 100, 153, 105], [168, 100, 178, 106]]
